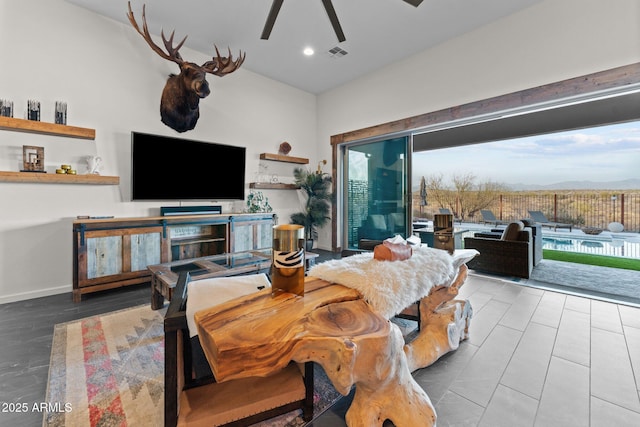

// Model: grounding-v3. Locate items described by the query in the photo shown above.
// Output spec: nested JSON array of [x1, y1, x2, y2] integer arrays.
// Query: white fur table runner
[[308, 248, 478, 319]]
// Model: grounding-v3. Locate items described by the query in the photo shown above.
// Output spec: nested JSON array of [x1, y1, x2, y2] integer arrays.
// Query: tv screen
[[131, 132, 246, 201]]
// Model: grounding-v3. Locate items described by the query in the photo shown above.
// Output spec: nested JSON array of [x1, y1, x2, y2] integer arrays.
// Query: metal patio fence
[[413, 191, 640, 233]]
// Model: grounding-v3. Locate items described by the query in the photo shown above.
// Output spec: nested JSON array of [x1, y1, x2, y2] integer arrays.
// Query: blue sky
[[412, 120, 640, 188]]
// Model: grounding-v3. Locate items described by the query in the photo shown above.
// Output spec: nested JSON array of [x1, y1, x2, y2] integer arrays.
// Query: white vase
[[85, 156, 102, 175]]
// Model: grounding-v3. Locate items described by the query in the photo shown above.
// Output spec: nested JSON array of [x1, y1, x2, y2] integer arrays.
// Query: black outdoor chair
[[528, 210, 573, 232], [480, 210, 508, 226], [464, 221, 534, 278]]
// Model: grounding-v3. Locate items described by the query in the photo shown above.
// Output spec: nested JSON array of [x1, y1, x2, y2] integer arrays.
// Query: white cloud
[[413, 120, 640, 187]]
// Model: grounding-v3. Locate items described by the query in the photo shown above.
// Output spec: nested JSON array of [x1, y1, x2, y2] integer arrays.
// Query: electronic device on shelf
[[160, 205, 222, 216]]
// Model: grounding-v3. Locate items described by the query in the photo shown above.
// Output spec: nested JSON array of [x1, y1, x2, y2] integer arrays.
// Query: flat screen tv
[[131, 132, 246, 201]]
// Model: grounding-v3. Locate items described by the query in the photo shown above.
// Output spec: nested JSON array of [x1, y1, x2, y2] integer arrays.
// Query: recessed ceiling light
[[303, 47, 314, 56]]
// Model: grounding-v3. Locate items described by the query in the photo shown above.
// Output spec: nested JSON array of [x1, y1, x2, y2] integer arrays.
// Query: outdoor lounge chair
[[480, 210, 508, 226], [528, 210, 573, 232], [464, 221, 534, 278]]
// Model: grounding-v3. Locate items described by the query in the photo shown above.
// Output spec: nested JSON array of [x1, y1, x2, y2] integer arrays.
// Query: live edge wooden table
[[194, 266, 472, 427]]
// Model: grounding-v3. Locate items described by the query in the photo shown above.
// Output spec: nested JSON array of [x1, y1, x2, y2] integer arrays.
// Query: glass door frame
[[337, 133, 413, 252]]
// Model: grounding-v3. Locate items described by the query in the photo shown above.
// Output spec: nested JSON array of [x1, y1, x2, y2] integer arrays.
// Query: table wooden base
[[404, 264, 472, 372]]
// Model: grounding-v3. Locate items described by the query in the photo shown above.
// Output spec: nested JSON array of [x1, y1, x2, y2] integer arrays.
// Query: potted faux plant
[[290, 166, 332, 250], [245, 190, 273, 213]]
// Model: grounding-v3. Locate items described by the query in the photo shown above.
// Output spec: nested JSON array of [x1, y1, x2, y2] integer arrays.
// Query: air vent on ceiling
[[327, 46, 348, 58]]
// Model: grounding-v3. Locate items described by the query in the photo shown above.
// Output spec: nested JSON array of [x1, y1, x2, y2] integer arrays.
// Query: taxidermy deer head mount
[[127, 2, 245, 133]]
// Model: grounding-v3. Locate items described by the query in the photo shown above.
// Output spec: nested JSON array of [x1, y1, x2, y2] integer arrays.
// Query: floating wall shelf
[[0, 116, 96, 140], [0, 171, 119, 185], [259, 153, 309, 164], [249, 182, 299, 190]]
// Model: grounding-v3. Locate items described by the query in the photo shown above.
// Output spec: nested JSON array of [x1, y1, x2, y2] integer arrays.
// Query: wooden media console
[[72, 213, 275, 302]]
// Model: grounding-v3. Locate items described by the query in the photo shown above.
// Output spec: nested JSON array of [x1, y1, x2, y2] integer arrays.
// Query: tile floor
[[2, 264, 639, 426], [312, 272, 640, 426]]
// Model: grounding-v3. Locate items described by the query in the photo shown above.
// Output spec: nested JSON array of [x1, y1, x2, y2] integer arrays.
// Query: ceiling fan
[[261, 0, 424, 42]]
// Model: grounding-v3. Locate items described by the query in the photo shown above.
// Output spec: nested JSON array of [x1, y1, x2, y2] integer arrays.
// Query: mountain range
[[507, 178, 640, 191]]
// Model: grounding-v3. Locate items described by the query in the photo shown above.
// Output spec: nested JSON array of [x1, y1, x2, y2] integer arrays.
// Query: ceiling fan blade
[[402, 0, 424, 6], [261, 0, 284, 40], [321, 0, 346, 42]]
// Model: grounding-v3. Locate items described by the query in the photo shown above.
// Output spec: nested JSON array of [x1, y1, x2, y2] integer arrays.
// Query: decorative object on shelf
[[21, 145, 45, 172], [54, 101, 67, 125], [271, 224, 305, 296], [245, 190, 273, 213], [85, 156, 102, 175], [290, 167, 332, 250], [278, 141, 291, 155], [56, 164, 76, 175], [126, 2, 245, 133], [0, 99, 13, 117], [27, 99, 40, 121], [257, 162, 269, 182], [316, 159, 327, 174]]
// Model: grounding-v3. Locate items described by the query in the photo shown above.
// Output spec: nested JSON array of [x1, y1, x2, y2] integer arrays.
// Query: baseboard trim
[[0, 285, 71, 305]]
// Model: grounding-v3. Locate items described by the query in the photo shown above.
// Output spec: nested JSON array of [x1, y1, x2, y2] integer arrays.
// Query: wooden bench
[[164, 272, 314, 427]]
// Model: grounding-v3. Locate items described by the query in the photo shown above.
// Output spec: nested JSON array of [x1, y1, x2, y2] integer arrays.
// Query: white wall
[[315, 0, 640, 249], [1, 0, 639, 303], [0, 0, 317, 303]]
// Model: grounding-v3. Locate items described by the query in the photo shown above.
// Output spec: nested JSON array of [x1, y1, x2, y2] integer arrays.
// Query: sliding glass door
[[342, 136, 410, 251]]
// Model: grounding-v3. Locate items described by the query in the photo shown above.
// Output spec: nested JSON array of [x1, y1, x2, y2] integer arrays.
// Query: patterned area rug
[[44, 305, 341, 427]]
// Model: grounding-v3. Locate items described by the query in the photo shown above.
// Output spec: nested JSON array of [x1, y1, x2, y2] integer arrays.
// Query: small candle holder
[[55, 101, 67, 125], [27, 99, 40, 121], [0, 99, 13, 117], [56, 164, 76, 175]]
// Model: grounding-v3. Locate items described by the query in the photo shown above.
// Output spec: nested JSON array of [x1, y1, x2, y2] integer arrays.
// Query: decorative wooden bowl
[[582, 227, 603, 235]]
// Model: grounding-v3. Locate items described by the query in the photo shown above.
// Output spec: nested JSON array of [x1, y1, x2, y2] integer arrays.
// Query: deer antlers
[[126, 2, 245, 75]]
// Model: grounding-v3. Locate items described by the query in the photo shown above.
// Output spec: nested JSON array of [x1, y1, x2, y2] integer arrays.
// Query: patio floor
[[456, 222, 640, 307], [414, 220, 640, 306], [474, 260, 640, 308]]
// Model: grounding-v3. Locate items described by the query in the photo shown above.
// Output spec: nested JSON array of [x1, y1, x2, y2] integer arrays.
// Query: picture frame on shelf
[[22, 145, 45, 172]]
